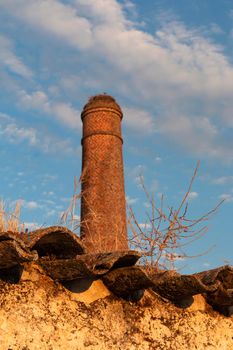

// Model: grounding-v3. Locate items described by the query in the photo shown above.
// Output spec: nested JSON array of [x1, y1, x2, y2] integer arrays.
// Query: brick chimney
[[80, 94, 128, 252]]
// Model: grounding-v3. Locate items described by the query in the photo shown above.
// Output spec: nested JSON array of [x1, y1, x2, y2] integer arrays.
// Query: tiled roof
[[0, 226, 232, 317]]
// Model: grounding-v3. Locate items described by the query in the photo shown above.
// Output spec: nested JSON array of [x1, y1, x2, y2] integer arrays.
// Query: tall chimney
[[80, 94, 128, 252]]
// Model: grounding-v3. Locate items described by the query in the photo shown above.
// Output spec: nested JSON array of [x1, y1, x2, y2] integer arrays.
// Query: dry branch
[[128, 162, 224, 271]]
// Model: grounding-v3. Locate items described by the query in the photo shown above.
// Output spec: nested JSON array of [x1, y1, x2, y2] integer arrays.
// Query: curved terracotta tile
[[39, 250, 141, 281], [102, 265, 233, 315], [194, 265, 233, 315], [150, 270, 219, 302], [0, 232, 38, 269], [193, 265, 233, 289], [22, 226, 86, 258], [101, 267, 219, 304], [102, 266, 154, 298]]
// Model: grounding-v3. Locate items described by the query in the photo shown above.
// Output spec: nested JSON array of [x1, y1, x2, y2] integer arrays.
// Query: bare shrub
[[127, 161, 224, 271]]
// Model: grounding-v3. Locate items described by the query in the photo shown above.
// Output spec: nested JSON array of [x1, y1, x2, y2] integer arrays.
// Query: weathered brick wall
[[80, 95, 128, 252]]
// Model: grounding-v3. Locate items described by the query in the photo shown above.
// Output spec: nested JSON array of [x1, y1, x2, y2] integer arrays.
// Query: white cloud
[[5, 0, 233, 102], [123, 107, 155, 133], [203, 262, 211, 268], [51, 102, 81, 130], [150, 179, 159, 192], [1, 0, 92, 49], [209, 23, 224, 35], [122, 0, 138, 20], [18, 90, 81, 130], [143, 202, 150, 208], [187, 191, 199, 200], [218, 193, 233, 203], [41, 174, 58, 181], [46, 209, 56, 217], [212, 176, 233, 185], [22, 197, 63, 216], [74, 0, 127, 28], [157, 114, 231, 160], [40, 136, 78, 155], [22, 200, 40, 210], [159, 115, 218, 144], [43, 191, 55, 197], [0, 122, 37, 146], [126, 195, 138, 205], [0, 113, 12, 122], [126, 164, 147, 188], [19, 90, 48, 109], [0, 114, 78, 155], [127, 164, 146, 178], [0, 35, 33, 78], [138, 223, 151, 230], [1, 0, 233, 161], [91, 10, 233, 161]]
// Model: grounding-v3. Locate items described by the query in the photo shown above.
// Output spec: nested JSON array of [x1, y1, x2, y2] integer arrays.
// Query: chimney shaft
[[80, 94, 128, 252]]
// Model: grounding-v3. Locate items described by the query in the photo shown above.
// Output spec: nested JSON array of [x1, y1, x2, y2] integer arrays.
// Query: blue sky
[[0, 0, 232, 272]]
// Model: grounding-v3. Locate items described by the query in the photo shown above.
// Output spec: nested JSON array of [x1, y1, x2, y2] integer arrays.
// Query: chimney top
[[81, 94, 122, 119]]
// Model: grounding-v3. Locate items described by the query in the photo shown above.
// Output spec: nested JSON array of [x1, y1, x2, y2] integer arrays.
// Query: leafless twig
[[128, 161, 224, 271]]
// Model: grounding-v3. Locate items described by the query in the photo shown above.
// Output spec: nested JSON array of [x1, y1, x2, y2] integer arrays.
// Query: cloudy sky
[[0, 0, 232, 272]]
